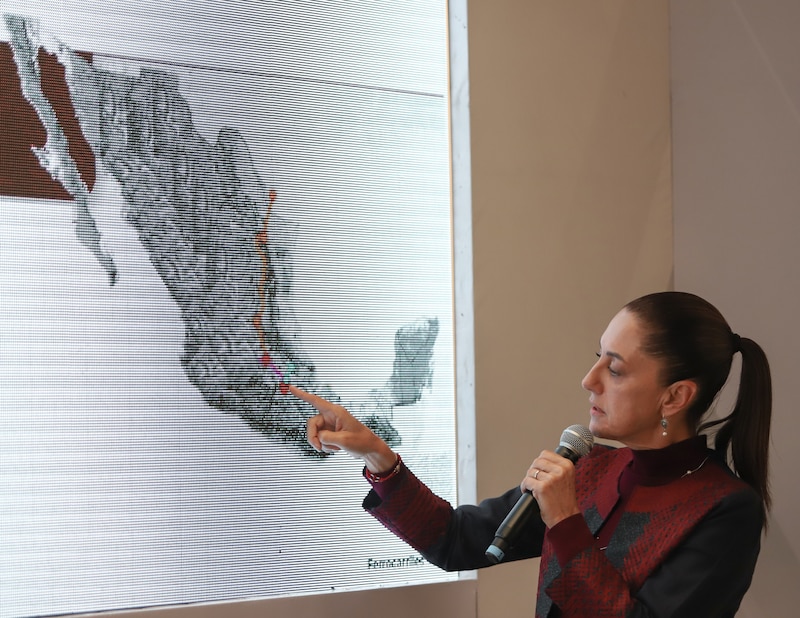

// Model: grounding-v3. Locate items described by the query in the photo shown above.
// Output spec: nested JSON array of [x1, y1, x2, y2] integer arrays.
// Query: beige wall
[[671, 0, 800, 615], [467, 1, 672, 614]]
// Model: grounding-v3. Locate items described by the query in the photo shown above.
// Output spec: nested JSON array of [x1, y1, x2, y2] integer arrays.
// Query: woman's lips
[[590, 404, 605, 416]]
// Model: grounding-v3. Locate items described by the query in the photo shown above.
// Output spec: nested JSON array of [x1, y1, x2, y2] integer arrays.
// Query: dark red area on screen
[[0, 43, 96, 200]]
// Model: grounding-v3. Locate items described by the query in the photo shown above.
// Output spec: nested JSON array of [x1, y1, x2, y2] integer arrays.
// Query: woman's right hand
[[290, 385, 397, 474]]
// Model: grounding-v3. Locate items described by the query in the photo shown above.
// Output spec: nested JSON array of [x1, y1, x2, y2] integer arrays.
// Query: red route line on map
[[252, 189, 293, 394]]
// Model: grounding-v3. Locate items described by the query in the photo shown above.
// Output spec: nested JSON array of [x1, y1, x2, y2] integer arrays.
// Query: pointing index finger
[[289, 385, 336, 415], [288, 384, 315, 404]]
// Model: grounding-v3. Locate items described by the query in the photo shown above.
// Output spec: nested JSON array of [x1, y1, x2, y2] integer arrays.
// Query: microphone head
[[558, 424, 594, 462]]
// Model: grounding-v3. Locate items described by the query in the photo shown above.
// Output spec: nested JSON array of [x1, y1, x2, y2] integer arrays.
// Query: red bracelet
[[364, 454, 403, 483]]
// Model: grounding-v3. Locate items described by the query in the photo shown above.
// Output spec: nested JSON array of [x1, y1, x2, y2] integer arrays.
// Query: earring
[[661, 417, 668, 437]]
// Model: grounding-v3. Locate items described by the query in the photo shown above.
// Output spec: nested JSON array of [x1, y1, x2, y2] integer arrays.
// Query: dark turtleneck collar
[[623, 436, 710, 489]]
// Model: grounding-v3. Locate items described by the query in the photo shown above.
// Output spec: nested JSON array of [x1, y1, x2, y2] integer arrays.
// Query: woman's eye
[[596, 352, 620, 376]]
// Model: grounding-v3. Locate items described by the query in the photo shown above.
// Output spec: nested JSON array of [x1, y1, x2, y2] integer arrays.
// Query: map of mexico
[[2, 14, 440, 454]]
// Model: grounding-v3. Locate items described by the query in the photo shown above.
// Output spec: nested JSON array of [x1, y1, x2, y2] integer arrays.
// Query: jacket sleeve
[[363, 464, 546, 571], [545, 488, 763, 617]]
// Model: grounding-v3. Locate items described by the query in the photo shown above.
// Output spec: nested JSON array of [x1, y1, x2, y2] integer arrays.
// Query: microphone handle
[[485, 490, 538, 564], [485, 445, 579, 563]]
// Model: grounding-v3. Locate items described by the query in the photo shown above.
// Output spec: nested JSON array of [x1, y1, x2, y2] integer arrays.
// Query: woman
[[290, 291, 772, 617]]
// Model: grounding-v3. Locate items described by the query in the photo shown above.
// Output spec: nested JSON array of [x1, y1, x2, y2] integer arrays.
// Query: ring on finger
[[534, 468, 541, 480]]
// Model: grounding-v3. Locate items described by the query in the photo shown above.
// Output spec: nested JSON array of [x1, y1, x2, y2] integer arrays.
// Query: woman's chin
[[588, 417, 607, 438]]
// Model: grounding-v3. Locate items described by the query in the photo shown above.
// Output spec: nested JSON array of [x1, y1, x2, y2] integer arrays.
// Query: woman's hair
[[624, 291, 772, 514]]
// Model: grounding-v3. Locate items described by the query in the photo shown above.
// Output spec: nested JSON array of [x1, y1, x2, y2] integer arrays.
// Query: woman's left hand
[[521, 450, 581, 529]]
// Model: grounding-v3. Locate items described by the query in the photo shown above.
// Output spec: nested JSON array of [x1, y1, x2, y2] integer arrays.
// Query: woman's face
[[581, 308, 671, 449]]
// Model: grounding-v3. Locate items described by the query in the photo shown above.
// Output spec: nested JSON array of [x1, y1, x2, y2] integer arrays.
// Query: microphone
[[484, 424, 594, 564]]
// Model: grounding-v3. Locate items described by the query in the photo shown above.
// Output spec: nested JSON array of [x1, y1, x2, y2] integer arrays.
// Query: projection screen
[[0, 1, 475, 616]]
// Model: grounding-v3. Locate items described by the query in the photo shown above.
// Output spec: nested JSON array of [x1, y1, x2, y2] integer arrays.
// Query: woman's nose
[[581, 362, 600, 393]]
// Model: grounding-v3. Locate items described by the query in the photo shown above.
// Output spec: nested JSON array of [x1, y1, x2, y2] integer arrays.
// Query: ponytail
[[699, 337, 772, 514]]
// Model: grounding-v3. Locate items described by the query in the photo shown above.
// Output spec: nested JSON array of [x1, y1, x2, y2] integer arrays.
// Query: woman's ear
[[661, 379, 698, 419]]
